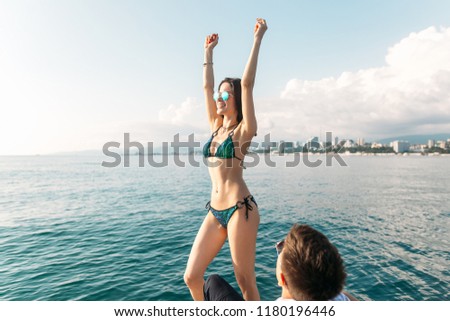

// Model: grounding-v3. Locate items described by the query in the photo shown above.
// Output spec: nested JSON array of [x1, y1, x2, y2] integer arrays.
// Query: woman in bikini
[[184, 18, 268, 301]]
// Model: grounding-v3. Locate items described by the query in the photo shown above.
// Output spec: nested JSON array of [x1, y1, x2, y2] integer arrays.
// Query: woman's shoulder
[[233, 122, 256, 141]]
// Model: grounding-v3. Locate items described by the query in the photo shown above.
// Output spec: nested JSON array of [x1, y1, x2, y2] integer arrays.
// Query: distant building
[[334, 137, 339, 146], [428, 140, 435, 149], [357, 138, 365, 146], [293, 141, 303, 152], [270, 146, 278, 153], [305, 137, 320, 151], [343, 139, 355, 148], [409, 144, 425, 153], [290, 142, 295, 152], [371, 142, 383, 148], [278, 140, 285, 154], [278, 141, 294, 154], [438, 141, 447, 149], [392, 140, 410, 153]]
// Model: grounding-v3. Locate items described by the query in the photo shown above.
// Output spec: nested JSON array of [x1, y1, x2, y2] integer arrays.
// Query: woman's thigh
[[227, 207, 260, 274], [185, 212, 227, 277]]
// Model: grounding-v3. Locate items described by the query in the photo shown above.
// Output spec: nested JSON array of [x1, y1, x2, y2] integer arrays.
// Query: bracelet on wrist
[[203, 62, 213, 66]]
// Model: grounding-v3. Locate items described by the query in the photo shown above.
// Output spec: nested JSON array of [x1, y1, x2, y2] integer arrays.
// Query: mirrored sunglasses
[[213, 91, 233, 102], [275, 240, 285, 256]]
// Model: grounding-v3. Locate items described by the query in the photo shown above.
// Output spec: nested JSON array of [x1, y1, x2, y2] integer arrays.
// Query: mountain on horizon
[[377, 133, 450, 145]]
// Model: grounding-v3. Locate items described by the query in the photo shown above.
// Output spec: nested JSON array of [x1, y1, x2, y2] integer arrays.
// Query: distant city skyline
[[96, 132, 450, 157], [1, 1, 450, 155]]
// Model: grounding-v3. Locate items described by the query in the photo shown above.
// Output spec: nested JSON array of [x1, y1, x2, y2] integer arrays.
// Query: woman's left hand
[[254, 18, 268, 40]]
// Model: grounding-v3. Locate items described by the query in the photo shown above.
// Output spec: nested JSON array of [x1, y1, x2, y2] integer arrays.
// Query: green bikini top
[[203, 124, 243, 162]]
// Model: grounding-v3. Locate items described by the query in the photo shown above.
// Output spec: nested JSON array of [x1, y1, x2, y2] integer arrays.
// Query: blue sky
[[1, 0, 450, 154]]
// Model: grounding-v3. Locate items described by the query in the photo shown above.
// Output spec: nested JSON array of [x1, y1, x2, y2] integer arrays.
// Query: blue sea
[[0, 154, 449, 301]]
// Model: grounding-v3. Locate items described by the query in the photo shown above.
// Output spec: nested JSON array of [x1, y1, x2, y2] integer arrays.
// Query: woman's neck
[[222, 115, 238, 129]]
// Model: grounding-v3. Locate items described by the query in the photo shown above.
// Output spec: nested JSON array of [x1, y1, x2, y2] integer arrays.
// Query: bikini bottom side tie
[[205, 195, 258, 229]]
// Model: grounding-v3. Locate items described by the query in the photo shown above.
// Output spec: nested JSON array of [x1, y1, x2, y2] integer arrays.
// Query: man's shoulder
[[276, 293, 351, 301], [276, 297, 295, 301], [330, 293, 351, 301]]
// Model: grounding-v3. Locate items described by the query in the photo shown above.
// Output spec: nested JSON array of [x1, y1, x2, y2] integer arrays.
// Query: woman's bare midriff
[[207, 158, 250, 209]]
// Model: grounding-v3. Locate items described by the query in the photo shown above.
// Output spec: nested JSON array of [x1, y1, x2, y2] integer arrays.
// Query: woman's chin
[[216, 107, 227, 114]]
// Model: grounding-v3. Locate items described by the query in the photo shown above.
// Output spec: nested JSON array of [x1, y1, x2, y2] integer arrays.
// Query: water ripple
[[0, 155, 449, 300]]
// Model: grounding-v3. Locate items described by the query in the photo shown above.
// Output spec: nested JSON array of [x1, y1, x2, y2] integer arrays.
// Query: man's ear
[[278, 272, 287, 286]]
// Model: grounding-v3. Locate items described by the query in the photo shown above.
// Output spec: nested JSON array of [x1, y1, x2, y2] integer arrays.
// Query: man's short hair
[[281, 224, 347, 300]]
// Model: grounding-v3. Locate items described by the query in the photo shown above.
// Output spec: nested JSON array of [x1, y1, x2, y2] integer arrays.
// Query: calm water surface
[[0, 154, 449, 300]]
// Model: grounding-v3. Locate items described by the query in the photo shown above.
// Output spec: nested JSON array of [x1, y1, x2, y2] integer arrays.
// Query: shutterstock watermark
[[101, 132, 348, 168]]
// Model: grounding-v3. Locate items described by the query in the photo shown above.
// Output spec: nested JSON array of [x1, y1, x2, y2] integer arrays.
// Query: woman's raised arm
[[203, 33, 221, 131], [240, 18, 268, 137]]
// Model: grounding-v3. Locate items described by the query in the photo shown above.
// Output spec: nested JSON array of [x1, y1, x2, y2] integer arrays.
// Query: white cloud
[[158, 97, 205, 128], [91, 97, 210, 151], [263, 26, 450, 142], [5, 26, 449, 155], [62, 98, 211, 154]]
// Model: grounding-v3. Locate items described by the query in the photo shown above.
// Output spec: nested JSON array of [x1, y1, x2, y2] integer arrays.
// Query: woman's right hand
[[254, 18, 268, 41], [204, 33, 219, 51]]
